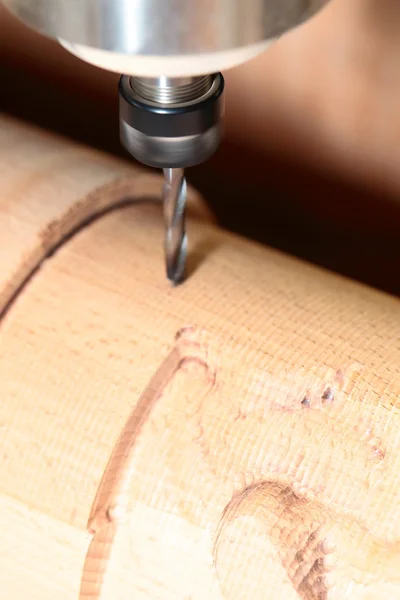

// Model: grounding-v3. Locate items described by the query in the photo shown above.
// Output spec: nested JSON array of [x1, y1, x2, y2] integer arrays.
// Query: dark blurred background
[[1, 0, 399, 295]]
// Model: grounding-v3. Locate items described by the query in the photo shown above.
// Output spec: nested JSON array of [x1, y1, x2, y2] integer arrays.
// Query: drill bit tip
[[163, 168, 188, 285]]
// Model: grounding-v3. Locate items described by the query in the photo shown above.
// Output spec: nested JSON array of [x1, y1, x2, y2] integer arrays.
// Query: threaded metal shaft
[[163, 168, 187, 285], [130, 75, 213, 105]]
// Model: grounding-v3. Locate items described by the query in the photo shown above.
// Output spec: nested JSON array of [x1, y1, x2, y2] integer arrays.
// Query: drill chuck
[[119, 74, 225, 169]]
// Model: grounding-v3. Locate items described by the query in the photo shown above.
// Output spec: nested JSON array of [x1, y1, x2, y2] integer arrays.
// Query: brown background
[[1, 0, 399, 295]]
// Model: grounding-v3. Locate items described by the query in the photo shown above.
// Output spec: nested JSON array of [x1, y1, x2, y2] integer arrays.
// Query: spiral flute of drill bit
[[163, 168, 188, 285]]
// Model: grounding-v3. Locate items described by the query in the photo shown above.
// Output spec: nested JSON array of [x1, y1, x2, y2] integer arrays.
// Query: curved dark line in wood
[[0, 186, 161, 321]]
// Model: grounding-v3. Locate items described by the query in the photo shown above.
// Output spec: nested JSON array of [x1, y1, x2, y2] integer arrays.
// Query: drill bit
[[162, 167, 188, 285]]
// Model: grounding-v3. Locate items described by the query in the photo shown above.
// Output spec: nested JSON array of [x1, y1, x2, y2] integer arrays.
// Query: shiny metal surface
[[4, 0, 330, 56], [120, 122, 222, 169], [119, 72, 224, 168], [130, 76, 214, 105], [163, 168, 187, 285]]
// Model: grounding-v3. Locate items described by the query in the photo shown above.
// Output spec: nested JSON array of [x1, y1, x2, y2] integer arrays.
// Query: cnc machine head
[[3, 0, 330, 169]]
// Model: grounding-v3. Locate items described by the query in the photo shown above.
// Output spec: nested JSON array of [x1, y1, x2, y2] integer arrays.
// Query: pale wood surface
[[0, 115, 213, 314], [1, 115, 400, 600]]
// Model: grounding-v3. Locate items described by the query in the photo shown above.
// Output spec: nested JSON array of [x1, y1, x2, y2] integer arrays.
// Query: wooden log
[[1, 114, 400, 600]]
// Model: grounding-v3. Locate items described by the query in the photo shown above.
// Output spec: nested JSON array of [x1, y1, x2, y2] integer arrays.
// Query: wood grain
[[1, 115, 400, 599], [0, 114, 213, 315]]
